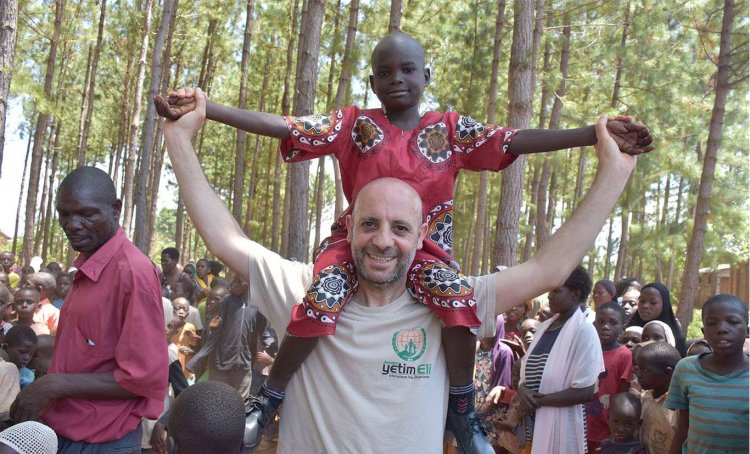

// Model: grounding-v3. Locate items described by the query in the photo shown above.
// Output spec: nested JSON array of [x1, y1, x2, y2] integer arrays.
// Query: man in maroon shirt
[[11, 167, 168, 453]]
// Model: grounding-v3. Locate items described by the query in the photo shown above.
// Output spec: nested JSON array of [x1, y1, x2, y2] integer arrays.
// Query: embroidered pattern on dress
[[426, 201, 454, 255], [289, 110, 343, 147], [408, 261, 476, 310], [416, 122, 452, 164], [304, 264, 356, 324], [452, 115, 503, 154], [351, 116, 384, 154]]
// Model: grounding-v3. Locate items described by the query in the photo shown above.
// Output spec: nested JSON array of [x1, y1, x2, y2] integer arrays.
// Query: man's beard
[[352, 245, 415, 288]]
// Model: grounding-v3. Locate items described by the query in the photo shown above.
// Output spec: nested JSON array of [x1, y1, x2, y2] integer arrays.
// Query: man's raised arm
[[162, 87, 255, 281], [494, 116, 638, 315]]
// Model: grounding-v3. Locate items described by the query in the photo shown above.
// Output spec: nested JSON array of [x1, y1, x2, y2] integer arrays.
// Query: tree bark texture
[[77, 0, 107, 166], [23, 0, 64, 264], [678, 0, 734, 328], [388, 0, 402, 33], [0, 0, 18, 177], [493, 0, 537, 267], [287, 0, 325, 262], [122, 0, 153, 235]]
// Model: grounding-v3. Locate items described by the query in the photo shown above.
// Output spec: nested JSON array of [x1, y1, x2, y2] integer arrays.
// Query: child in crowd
[[51, 273, 72, 310], [600, 392, 647, 454], [1, 326, 37, 388], [470, 336, 504, 450], [641, 320, 676, 347], [172, 279, 203, 332], [158, 31, 653, 450], [0, 420, 58, 454], [685, 338, 711, 356], [587, 301, 634, 452], [170, 298, 200, 380], [621, 326, 642, 350], [23, 273, 59, 336], [504, 302, 530, 340], [12, 288, 48, 336], [0, 273, 8, 288], [168, 381, 246, 454], [0, 285, 12, 336], [634, 341, 680, 454], [200, 286, 228, 328], [193, 259, 214, 305], [627, 283, 686, 356], [665, 294, 749, 453], [592, 279, 617, 310], [29, 335, 54, 380]]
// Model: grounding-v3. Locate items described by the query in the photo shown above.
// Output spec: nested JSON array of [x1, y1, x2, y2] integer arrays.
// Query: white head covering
[[0, 421, 58, 454], [643, 320, 676, 347], [624, 325, 643, 335]]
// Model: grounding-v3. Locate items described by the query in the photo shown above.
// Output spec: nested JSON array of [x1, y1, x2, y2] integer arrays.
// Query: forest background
[[0, 0, 747, 329]]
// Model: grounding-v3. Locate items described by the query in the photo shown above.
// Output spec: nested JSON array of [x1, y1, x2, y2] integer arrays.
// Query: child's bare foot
[[606, 116, 654, 155]]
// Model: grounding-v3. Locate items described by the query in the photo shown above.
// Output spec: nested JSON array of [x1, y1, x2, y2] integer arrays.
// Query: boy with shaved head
[[158, 31, 652, 453], [11, 167, 168, 453]]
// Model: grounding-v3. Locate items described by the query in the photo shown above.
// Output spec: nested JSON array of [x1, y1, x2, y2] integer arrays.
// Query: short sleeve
[[450, 113, 519, 172], [113, 285, 169, 401], [664, 358, 690, 410], [246, 241, 314, 335], [279, 107, 357, 163], [466, 274, 497, 339]]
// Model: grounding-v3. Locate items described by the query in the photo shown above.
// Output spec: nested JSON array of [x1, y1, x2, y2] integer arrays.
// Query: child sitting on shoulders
[[586, 301, 634, 452], [665, 294, 749, 453], [600, 392, 648, 454], [1, 326, 37, 388], [634, 341, 680, 454]]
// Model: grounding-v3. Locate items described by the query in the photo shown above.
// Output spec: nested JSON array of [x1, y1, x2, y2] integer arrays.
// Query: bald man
[[163, 88, 637, 453], [11, 167, 168, 453]]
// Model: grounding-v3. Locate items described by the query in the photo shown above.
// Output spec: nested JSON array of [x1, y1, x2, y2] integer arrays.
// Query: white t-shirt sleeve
[[466, 273, 497, 340], [246, 240, 314, 335]]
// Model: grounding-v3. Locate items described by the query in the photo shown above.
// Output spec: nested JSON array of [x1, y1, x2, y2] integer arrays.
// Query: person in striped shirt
[[665, 294, 749, 453]]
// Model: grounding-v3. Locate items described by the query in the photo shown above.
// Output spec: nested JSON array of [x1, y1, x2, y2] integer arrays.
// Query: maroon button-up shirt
[[43, 228, 168, 443]]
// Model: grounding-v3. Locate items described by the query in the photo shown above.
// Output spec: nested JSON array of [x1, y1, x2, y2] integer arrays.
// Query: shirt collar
[[73, 228, 127, 283]]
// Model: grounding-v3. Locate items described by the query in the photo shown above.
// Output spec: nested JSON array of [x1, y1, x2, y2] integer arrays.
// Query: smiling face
[[506, 303, 526, 323], [346, 179, 427, 290], [701, 301, 748, 357], [56, 186, 121, 257], [369, 33, 430, 114], [637, 287, 663, 322]]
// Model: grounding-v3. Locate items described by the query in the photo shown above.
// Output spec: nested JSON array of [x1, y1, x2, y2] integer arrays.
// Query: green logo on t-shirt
[[392, 327, 427, 362]]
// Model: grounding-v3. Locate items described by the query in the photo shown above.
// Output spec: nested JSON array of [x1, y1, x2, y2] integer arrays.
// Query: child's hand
[[208, 315, 222, 330], [606, 115, 654, 155], [179, 346, 194, 355], [154, 88, 198, 120]]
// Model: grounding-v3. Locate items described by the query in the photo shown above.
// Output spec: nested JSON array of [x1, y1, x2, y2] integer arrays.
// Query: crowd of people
[[0, 29, 745, 454]]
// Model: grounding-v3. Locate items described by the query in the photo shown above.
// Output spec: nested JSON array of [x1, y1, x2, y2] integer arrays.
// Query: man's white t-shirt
[[247, 241, 497, 454]]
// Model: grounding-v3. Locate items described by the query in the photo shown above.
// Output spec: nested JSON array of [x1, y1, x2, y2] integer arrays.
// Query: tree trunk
[[77, 0, 107, 166], [13, 125, 33, 257], [111, 55, 134, 186], [134, 0, 175, 253], [232, 0, 256, 223], [244, 51, 271, 234], [41, 130, 60, 262], [23, 0, 64, 264], [287, 0, 325, 262], [604, 215, 614, 279], [470, 0, 506, 275], [0, 0, 18, 177], [388, 0, 402, 33], [678, 0, 734, 328], [535, 157, 550, 248], [493, 0, 539, 267], [611, 1, 631, 108], [522, 162, 540, 262], [548, 12, 571, 131], [34, 124, 55, 256], [122, 0, 154, 235]]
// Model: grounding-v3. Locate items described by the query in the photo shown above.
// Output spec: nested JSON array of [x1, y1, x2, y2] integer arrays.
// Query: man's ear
[[112, 199, 123, 220], [416, 222, 428, 250], [345, 215, 354, 243], [424, 67, 431, 85], [369, 74, 375, 92], [700, 326, 704, 336]]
